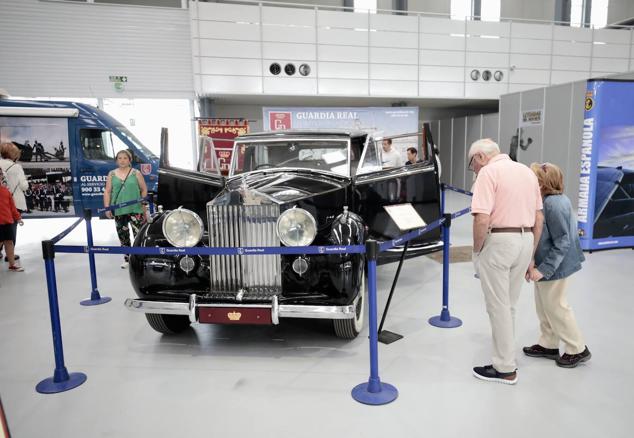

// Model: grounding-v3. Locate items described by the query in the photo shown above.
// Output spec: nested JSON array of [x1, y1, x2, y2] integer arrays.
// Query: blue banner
[[578, 80, 634, 250]]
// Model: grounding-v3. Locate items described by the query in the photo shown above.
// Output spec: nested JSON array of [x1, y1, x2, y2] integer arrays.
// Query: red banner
[[198, 119, 249, 175]]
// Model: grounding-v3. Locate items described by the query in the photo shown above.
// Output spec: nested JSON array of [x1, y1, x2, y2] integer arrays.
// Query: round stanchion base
[[36, 372, 87, 394], [351, 382, 398, 405], [428, 314, 463, 328], [80, 296, 112, 306]]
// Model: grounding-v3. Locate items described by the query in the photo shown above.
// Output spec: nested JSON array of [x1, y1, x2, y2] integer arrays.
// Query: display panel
[[577, 80, 634, 250]]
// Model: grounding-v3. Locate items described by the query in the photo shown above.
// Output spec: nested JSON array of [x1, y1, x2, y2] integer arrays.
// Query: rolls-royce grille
[[207, 204, 281, 301]]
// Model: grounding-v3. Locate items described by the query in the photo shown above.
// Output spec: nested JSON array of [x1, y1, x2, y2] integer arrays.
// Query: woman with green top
[[103, 149, 148, 269]]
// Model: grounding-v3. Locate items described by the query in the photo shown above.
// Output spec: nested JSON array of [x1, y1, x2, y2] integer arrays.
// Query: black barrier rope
[[50, 217, 84, 245]]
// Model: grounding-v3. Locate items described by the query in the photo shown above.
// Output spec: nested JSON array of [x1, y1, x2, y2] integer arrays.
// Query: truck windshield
[[115, 126, 157, 159], [231, 140, 349, 177]]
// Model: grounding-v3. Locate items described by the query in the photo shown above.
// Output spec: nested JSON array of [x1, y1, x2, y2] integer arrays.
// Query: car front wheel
[[145, 313, 191, 334], [333, 274, 366, 339]]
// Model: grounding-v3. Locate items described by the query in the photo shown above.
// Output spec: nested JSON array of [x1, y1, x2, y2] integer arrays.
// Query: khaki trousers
[[476, 232, 534, 373], [534, 277, 585, 354]]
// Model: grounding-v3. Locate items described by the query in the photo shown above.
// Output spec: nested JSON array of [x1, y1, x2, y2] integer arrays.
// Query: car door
[[157, 131, 224, 225], [353, 131, 441, 247]]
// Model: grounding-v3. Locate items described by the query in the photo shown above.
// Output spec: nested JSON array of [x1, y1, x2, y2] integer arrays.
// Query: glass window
[[357, 137, 382, 174], [591, 0, 608, 28], [199, 136, 221, 175], [480, 0, 500, 22], [103, 98, 193, 170], [451, 0, 471, 20], [232, 140, 349, 177], [354, 0, 377, 14], [451, 0, 499, 21], [80, 129, 116, 161], [571, 0, 584, 27], [115, 126, 157, 159]]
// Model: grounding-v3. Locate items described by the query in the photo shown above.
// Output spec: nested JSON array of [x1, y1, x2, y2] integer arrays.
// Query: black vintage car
[[124, 128, 442, 338]]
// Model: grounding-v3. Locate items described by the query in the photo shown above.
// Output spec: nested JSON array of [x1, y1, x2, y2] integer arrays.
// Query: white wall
[[191, 2, 634, 100], [0, 0, 193, 98]]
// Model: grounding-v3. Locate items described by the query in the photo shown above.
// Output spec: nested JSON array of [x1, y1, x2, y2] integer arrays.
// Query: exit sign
[[109, 76, 128, 83]]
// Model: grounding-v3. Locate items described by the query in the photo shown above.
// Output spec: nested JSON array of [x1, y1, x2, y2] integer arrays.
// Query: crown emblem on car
[[227, 311, 242, 321]]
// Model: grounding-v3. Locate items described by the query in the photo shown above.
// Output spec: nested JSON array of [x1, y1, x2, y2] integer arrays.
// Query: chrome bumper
[[124, 294, 356, 325]]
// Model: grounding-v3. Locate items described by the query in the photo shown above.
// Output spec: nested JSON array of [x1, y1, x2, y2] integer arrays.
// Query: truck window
[[80, 129, 114, 160], [80, 128, 127, 161]]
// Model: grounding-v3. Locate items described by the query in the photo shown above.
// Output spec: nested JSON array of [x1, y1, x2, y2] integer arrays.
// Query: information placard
[[383, 203, 426, 231]]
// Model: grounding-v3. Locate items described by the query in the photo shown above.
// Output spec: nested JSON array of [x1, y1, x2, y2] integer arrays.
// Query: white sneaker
[[120, 262, 129, 269]]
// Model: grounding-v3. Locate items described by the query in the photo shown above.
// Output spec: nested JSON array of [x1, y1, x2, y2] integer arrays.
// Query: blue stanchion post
[[36, 240, 87, 394], [79, 208, 111, 306], [352, 240, 398, 405], [429, 212, 463, 328]]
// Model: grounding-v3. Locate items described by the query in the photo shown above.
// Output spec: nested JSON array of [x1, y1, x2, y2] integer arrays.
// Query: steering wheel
[[254, 163, 275, 170]]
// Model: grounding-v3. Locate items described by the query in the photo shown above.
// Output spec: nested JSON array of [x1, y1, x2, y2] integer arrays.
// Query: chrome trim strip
[[124, 298, 190, 315], [271, 295, 279, 325], [124, 299, 356, 320], [278, 304, 355, 320], [355, 164, 436, 185], [188, 294, 197, 323], [384, 241, 444, 252]]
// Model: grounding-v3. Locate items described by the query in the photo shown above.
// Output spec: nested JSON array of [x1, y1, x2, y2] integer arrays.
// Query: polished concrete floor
[[0, 192, 632, 438]]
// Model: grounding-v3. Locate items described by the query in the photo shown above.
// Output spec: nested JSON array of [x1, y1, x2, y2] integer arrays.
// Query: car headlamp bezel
[[161, 208, 204, 248], [276, 207, 317, 247]]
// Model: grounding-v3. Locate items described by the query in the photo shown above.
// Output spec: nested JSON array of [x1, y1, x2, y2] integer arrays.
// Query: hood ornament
[[239, 175, 262, 205]]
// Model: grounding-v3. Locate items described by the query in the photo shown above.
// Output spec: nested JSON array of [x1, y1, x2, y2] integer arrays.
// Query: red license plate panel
[[198, 307, 272, 325]]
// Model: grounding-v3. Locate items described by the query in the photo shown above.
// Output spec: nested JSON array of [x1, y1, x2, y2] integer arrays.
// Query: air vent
[[299, 63, 311, 76], [284, 63, 296, 75], [269, 63, 281, 75]]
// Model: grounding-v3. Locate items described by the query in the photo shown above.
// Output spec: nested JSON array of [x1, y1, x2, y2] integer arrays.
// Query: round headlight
[[161, 208, 204, 247], [276, 208, 317, 247]]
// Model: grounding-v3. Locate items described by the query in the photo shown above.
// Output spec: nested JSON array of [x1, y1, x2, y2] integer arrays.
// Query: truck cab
[[0, 99, 159, 216]]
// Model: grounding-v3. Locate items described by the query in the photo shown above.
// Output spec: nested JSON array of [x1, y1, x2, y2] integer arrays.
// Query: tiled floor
[[0, 192, 631, 437]]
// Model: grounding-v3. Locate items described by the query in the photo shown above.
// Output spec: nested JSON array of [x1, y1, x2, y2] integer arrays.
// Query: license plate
[[198, 307, 272, 325]]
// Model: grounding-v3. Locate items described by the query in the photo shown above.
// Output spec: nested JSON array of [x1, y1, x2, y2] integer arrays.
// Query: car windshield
[[231, 140, 349, 177], [115, 126, 158, 159]]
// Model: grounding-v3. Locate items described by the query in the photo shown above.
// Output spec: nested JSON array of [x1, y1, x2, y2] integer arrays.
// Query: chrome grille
[[207, 204, 281, 300]]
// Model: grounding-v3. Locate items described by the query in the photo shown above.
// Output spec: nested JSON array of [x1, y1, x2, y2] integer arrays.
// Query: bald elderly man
[[469, 139, 543, 385]]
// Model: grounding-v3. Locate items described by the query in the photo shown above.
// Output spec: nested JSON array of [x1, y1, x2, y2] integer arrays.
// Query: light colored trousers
[[534, 277, 585, 354], [476, 232, 534, 373]]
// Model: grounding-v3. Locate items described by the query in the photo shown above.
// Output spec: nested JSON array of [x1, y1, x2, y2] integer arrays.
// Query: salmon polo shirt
[[471, 154, 543, 228]]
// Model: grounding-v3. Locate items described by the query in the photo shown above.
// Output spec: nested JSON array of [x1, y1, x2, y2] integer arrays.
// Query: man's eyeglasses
[[468, 154, 476, 171]]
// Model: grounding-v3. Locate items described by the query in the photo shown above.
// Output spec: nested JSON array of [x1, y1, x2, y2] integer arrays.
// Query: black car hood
[[216, 171, 349, 205]]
